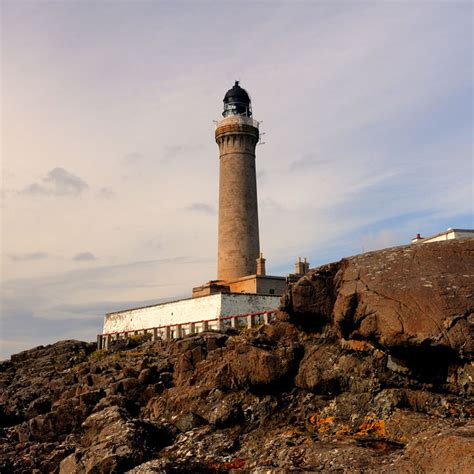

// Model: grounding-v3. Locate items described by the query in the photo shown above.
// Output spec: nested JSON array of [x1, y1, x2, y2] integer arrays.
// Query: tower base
[[192, 274, 286, 298]]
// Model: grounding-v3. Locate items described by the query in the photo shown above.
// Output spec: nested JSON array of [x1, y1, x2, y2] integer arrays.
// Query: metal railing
[[97, 311, 277, 350], [215, 115, 259, 130]]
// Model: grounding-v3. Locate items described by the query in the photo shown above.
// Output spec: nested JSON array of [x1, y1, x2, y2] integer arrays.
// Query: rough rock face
[[282, 238, 474, 359], [59, 406, 172, 473], [1, 239, 473, 473]]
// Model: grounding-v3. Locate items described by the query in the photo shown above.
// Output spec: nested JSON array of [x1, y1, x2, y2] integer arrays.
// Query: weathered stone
[[59, 407, 172, 474], [204, 396, 243, 427], [122, 366, 139, 379], [174, 412, 205, 432], [394, 423, 474, 472], [26, 397, 52, 419], [79, 389, 105, 408], [283, 239, 474, 359], [137, 368, 151, 385]]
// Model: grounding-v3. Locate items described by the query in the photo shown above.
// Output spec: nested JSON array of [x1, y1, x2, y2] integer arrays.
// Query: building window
[[269, 289, 275, 295]]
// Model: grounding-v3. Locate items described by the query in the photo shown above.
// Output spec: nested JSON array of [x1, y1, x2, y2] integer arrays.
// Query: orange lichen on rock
[[317, 416, 335, 433], [307, 412, 389, 439], [335, 424, 351, 436], [340, 339, 376, 352], [355, 415, 388, 438], [306, 414, 337, 434]]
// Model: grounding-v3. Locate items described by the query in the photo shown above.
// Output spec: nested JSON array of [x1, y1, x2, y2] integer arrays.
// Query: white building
[[411, 228, 474, 244], [103, 293, 279, 335]]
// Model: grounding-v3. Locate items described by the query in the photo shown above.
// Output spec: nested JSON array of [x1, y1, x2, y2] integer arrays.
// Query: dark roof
[[224, 81, 251, 105]]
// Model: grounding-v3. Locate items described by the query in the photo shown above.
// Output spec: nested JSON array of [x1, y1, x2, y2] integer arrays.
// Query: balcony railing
[[215, 115, 259, 130], [97, 310, 276, 350]]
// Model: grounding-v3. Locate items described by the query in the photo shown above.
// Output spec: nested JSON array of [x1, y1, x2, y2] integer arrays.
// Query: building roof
[[223, 81, 251, 105], [415, 228, 474, 243]]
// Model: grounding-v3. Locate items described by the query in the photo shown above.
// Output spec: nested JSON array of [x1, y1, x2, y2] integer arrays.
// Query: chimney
[[295, 257, 305, 275], [256, 253, 266, 276]]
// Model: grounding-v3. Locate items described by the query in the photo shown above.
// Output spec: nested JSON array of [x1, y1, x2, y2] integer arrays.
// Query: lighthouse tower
[[191, 82, 288, 298], [216, 81, 260, 280], [101, 82, 307, 340]]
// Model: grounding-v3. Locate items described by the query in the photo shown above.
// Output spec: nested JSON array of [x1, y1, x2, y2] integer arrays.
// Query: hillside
[[1, 239, 473, 473]]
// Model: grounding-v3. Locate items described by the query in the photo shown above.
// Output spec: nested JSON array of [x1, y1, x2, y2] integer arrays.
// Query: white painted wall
[[452, 230, 474, 239], [103, 293, 280, 334], [424, 229, 474, 243], [220, 293, 280, 316]]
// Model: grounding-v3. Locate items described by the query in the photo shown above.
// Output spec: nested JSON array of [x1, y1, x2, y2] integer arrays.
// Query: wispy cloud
[[52, 296, 181, 317], [361, 229, 404, 253], [20, 168, 88, 197], [162, 144, 204, 162], [185, 202, 216, 215], [8, 252, 49, 261], [96, 187, 115, 199], [289, 156, 329, 172], [0, 310, 102, 360], [73, 252, 96, 261], [121, 152, 145, 166], [260, 197, 283, 212]]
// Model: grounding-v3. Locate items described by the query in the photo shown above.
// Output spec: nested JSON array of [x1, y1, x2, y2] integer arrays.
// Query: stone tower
[[216, 81, 260, 280]]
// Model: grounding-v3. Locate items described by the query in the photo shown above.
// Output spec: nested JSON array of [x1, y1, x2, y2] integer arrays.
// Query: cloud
[[185, 202, 216, 215], [0, 255, 207, 358], [9, 252, 49, 261], [52, 296, 179, 317], [73, 252, 96, 261], [21, 168, 88, 197], [289, 156, 329, 172], [143, 235, 164, 251], [0, 309, 102, 360], [361, 229, 404, 252], [260, 197, 283, 212], [162, 144, 205, 162], [96, 187, 115, 199], [121, 153, 145, 166]]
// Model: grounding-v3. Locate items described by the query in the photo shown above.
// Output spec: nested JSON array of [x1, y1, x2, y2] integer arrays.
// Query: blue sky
[[1, 0, 472, 358]]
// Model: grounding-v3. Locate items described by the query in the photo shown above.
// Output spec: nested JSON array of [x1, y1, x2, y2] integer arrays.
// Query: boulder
[[59, 406, 172, 473], [282, 239, 474, 360], [394, 423, 474, 472]]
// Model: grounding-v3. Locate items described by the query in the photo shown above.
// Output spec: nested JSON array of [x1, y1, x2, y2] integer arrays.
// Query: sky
[[1, 0, 472, 359]]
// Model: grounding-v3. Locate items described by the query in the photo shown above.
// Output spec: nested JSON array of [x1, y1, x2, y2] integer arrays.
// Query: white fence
[[97, 311, 277, 350]]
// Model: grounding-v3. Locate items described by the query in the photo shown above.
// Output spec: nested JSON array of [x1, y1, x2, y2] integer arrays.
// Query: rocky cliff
[[1, 239, 473, 473]]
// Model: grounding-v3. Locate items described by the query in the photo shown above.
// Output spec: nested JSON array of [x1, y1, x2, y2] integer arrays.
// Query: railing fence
[[97, 311, 276, 350]]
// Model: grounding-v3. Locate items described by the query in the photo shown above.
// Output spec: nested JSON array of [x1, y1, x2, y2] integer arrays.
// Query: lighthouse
[[216, 81, 260, 280], [102, 82, 307, 340], [191, 82, 291, 298]]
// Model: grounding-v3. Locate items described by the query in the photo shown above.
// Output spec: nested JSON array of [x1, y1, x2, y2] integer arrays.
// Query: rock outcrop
[[282, 238, 473, 359], [1, 239, 473, 472]]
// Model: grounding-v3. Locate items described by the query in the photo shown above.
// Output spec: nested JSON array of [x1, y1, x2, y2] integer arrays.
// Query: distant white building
[[103, 293, 280, 335], [411, 228, 474, 244]]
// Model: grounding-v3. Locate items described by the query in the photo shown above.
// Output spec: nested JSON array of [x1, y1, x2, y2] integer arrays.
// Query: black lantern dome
[[223, 81, 252, 117]]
